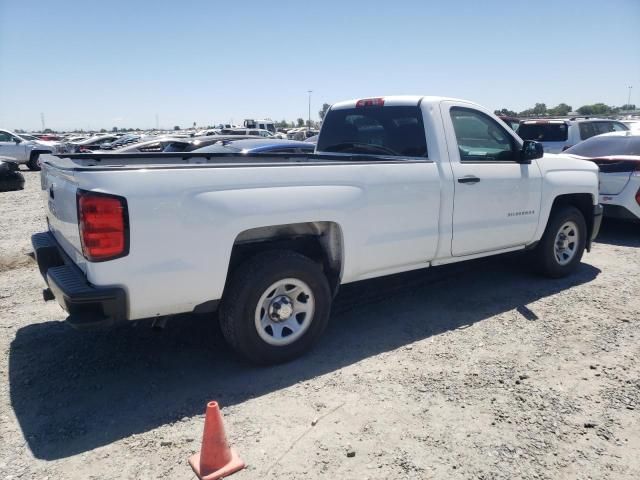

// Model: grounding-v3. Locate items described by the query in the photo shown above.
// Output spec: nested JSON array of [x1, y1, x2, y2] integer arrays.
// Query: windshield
[[317, 105, 428, 157], [564, 134, 640, 157], [517, 123, 568, 142]]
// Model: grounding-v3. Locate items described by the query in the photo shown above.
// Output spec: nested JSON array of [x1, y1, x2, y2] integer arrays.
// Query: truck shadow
[[593, 218, 640, 248], [9, 255, 600, 460]]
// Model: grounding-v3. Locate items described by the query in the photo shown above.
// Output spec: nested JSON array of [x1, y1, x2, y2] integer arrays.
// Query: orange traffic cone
[[189, 401, 245, 480]]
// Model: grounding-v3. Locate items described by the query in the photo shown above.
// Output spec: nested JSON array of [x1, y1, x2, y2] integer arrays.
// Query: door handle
[[457, 176, 480, 184]]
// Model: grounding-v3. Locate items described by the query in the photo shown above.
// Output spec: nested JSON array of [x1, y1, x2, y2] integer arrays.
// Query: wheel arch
[[228, 221, 344, 295], [29, 149, 52, 160], [549, 193, 595, 250]]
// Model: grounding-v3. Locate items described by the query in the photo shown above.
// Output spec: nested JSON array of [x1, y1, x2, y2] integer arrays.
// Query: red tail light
[[77, 190, 129, 261], [356, 97, 385, 108], [635, 187, 640, 207]]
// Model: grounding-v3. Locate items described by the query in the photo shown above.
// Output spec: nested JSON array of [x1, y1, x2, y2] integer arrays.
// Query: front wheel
[[27, 152, 42, 171], [532, 205, 587, 278], [219, 250, 332, 364]]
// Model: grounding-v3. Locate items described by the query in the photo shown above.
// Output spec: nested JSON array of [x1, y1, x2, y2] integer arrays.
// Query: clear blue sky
[[1, 0, 638, 131]]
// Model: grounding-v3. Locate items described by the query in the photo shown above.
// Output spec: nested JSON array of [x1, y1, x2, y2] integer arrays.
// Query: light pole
[[627, 85, 633, 109], [307, 90, 312, 130]]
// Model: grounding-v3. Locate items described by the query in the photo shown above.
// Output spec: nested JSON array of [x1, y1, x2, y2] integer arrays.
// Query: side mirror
[[14, 138, 22, 144], [519, 140, 543, 163]]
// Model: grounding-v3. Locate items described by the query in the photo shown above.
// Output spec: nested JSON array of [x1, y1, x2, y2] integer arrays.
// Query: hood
[[537, 153, 599, 174]]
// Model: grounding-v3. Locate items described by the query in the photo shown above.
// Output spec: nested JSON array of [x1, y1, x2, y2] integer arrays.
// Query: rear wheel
[[219, 250, 331, 364], [532, 205, 586, 278]]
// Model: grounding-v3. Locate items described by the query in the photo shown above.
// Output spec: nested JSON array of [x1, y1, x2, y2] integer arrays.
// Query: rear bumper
[[31, 231, 127, 330]]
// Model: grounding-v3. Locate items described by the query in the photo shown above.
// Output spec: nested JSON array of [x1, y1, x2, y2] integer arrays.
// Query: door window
[[450, 107, 517, 161], [0, 131, 13, 142], [579, 122, 597, 140], [593, 122, 616, 135]]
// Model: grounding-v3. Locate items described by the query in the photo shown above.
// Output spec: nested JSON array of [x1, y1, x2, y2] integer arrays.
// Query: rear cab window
[[317, 104, 428, 158], [517, 122, 568, 142]]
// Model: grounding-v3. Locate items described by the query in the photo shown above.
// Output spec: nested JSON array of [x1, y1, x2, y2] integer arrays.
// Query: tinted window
[[517, 123, 568, 142], [594, 122, 615, 135], [163, 142, 190, 152], [564, 135, 640, 157], [450, 107, 516, 161], [137, 142, 164, 152], [579, 123, 597, 140], [0, 131, 13, 142], [317, 105, 427, 157]]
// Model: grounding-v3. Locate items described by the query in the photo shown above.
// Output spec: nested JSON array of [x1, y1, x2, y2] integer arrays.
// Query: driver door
[[0, 130, 24, 161], [440, 102, 542, 256]]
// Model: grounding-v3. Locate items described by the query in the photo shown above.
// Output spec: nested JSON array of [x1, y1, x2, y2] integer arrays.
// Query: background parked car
[[517, 118, 629, 153], [564, 131, 640, 222], [112, 135, 259, 153], [190, 138, 316, 154], [194, 129, 221, 137], [0, 129, 60, 170], [112, 136, 185, 153], [65, 134, 121, 153], [221, 128, 274, 137], [287, 128, 319, 140], [99, 134, 143, 150], [0, 157, 25, 191], [243, 118, 277, 134]]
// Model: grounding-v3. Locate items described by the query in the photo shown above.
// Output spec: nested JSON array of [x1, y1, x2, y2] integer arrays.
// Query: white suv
[[517, 118, 628, 153]]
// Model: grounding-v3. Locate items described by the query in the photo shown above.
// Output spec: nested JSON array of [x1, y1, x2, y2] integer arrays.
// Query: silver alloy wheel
[[254, 278, 315, 346], [554, 220, 579, 266]]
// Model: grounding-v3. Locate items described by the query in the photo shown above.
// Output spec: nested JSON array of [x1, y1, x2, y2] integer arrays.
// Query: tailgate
[[41, 159, 86, 270], [592, 159, 637, 195]]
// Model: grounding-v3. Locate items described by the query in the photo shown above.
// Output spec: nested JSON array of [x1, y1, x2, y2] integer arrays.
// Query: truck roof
[[330, 95, 477, 110]]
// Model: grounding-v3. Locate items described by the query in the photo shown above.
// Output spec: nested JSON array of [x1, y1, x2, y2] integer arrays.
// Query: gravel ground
[[1, 169, 639, 480]]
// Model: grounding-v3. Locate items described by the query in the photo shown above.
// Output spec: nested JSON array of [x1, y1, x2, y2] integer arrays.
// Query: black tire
[[219, 250, 332, 365], [532, 205, 587, 278], [27, 152, 42, 171]]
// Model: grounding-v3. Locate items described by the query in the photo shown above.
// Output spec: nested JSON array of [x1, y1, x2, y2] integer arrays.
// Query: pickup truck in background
[[0, 129, 60, 170], [32, 96, 603, 364]]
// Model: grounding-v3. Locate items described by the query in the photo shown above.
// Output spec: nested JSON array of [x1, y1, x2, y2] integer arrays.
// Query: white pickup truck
[[33, 96, 603, 364], [0, 129, 59, 170]]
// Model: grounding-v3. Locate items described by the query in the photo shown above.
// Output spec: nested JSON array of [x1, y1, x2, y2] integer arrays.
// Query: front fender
[[534, 168, 599, 241]]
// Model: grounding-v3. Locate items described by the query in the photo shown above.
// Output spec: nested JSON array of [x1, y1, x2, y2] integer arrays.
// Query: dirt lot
[[1, 169, 639, 480]]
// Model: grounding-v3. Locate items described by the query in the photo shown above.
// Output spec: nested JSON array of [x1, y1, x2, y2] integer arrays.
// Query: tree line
[[495, 102, 636, 118]]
